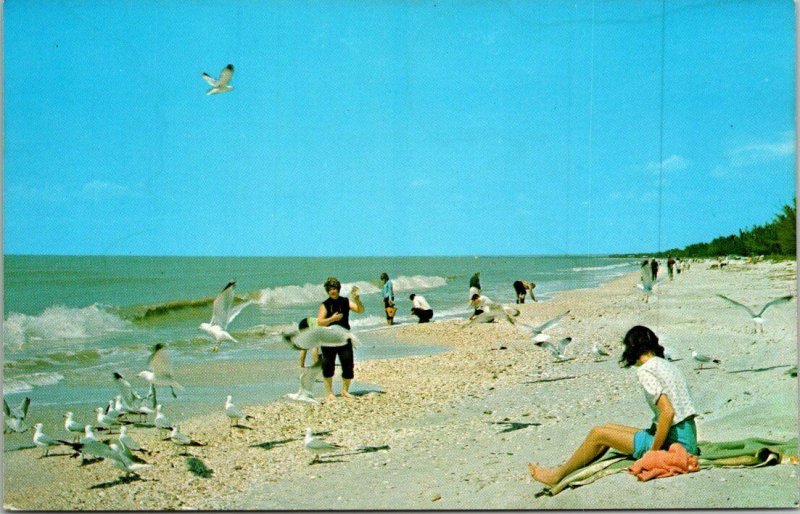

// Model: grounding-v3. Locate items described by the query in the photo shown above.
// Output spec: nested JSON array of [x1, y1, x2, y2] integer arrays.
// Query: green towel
[[538, 437, 798, 497]]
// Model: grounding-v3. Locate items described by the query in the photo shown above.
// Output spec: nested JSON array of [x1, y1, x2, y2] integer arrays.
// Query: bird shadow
[[487, 421, 541, 434], [310, 458, 348, 465], [88, 474, 152, 489], [185, 456, 214, 478], [349, 389, 386, 397], [726, 364, 793, 374], [249, 437, 297, 451], [524, 375, 577, 384], [231, 424, 254, 430], [347, 444, 391, 455]]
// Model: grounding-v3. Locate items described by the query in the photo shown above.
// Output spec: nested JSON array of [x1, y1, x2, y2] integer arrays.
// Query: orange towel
[[628, 443, 700, 481]]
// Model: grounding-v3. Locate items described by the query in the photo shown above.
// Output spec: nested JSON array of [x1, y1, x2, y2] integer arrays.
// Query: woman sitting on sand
[[528, 325, 699, 487]]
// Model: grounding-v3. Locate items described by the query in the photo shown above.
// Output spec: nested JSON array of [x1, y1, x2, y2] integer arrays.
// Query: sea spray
[[3, 304, 130, 347]]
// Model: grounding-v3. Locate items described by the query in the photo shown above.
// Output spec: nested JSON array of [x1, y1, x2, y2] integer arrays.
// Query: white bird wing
[[757, 295, 794, 316], [226, 300, 253, 327], [307, 437, 341, 451], [217, 64, 234, 86], [300, 360, 323, 391], [716, 294, 755, 317], [201, 73, 219, 87], [80, 440, 120, 460], [18, 397, 31, 419], [465, 311, 497, 325], [556, 338, 571, 353], [292, 326, 352, 350], [113, 373, 141, 405], [210, 282, 236, 327], [148, 343, 172, 376], [531, 311, 570, 335]]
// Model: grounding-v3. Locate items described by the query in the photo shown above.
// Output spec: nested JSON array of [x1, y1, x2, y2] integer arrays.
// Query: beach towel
[[536, 437, 798, 497], [628, 443, 699, 481]]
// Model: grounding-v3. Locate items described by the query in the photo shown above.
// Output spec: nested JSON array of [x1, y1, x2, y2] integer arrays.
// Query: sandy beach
[[3, 259, 798, 510]]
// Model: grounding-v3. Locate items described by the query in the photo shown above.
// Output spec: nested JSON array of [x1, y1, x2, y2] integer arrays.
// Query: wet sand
[[3, 259, 797, 510]]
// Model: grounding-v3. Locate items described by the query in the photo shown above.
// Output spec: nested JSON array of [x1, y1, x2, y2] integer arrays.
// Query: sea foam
[[3, 372, 65, 394], [3, 304, 130, 348]]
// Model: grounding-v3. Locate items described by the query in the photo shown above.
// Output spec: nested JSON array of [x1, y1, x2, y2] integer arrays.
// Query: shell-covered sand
[[3, 259, 798, 509]]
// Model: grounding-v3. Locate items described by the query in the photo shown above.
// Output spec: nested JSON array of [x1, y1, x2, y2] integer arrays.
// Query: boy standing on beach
[[316, 277, 364, 401]]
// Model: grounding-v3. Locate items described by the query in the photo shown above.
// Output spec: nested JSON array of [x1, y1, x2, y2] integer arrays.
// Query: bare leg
[[529, 424, 637, 487], [324, 377, 335, 401], [341, 378, 354, 398]]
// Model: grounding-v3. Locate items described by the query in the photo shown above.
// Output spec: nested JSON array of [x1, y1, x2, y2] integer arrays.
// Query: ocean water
[[2, 255, 637, 433]]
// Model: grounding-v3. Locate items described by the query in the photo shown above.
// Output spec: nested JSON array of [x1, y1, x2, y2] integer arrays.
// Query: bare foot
[[528, 463, 561, 487], [326, 393, 336, 401], [341, 391, 356, 399]]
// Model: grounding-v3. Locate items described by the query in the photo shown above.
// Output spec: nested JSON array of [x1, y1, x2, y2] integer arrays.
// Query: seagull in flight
[[112, 372, 143, 410], [200, 281, 254, 351], [304, 427, 343, 464], [637, 272, 663, 303], [691, 350, 721, 370], [591, 343, 611, 361], [201, 64, 234, 95], [281, 324, 358, 351], [536, 337, 572, 362], [715, 294, 794, 333], [4, 396, 31, 433], [519, 311, 570, 344], [139, 343, 184, 398], [287, 360, 322, 405], [463, 304, 521, 327]]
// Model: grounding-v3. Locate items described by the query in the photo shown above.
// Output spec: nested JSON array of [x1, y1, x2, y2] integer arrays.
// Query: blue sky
[[4, 0, 796, 256]]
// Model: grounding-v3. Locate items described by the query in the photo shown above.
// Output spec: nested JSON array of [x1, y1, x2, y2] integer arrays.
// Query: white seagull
[[225, 395, 253, 427], [520, 311, 570, 344], [154, 404, 172, 431], [64, 412, 84, 442], [691, 350, 721, 370], [33, 423, 71, 457], [96, 406, 123, 433], [591, 343, 611, 361], [536, 337, 572, 362], [112, 372, 143, 409], [118, 426, 142, 452], [463, 304, 521, 326], [83, 425, 100, 442], [169, 425, 194, 455], [304, 427, 343, 464], [287, 360, 322, 405], [139, 343, 184, 398], [281, 324, 358, 351], [108, 442, 151, 476], [201, 64, 234, 95], [200, 281, 254, 351], [636, 272, 663, 303], [4, 396, 31, 433], [716, 294, 794, 333]]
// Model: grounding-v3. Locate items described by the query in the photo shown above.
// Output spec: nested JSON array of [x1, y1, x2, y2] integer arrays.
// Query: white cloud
[[646, 154, 689, 173], [729, 133, 795, 167]]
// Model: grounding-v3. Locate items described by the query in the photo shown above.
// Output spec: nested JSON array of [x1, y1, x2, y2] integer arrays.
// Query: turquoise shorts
[[633, 417, 699, 459]]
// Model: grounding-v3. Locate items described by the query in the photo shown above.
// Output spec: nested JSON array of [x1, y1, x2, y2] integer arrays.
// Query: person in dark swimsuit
[[316, 277, 365, 401]]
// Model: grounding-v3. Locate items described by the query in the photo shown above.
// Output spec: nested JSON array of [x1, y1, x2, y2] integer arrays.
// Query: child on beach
[[380, 272, 397, 325], [528, 325, 699, 487], [317, 277, 365, 401]]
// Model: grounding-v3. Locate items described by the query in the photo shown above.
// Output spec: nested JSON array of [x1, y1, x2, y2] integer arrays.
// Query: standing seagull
[[201, 64, 234, 95], [715, 294, 794, 333], [33, 423, 73, 457], [139, 343, 184, 398], [199, 281, 254, 351], [224, 395, 253, 427], [154, 404, 172, 431], [691, 350, 721, 370], [3, 397, 31, 433], [591, 343, 611, 361], [303, 427, 343, 464], [64, 412, 84, 442]]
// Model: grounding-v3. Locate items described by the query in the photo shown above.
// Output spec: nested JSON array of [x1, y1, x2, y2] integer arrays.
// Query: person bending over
[[468, 293, 492, 320], [316, 277, 365, 401], [528, 325, 699, 487], [409, 293, 434, 323]]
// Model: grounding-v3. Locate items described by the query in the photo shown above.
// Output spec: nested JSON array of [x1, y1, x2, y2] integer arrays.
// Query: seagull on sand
[[169, 425, 194, 454], [224, 395, 254, 427], [64, 412, 84, 442], [691, 350, 721, 370], [4, 396, 31, 433], [139, 343, 184, 398], [108, 442, 151, 476], [33, 423, 72, 457], [536, 337, 572, 362], [591, 343, 611, 361], [83, 424, 100, 442], [715, 294, 794, 333], [201, 64, 234, 95], [287, 360, 323, 405], [154, 404, 172, 431], [200, 281, 254, 351], [519, 311, 570, 344], [96, 407, 124, 433], [118, 426, 142, 452], [463, 304, 521, 327], [304, 427, 343, 464]]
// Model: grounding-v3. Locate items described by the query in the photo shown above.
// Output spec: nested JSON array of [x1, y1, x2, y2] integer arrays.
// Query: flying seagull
[[519, 311, 570, 344], [715, 294, 794, 333], [463, 304, 521, 327], [287, 359, 323, 405], [304, 427, 343, 464], [200, 281, 254, 351], [536, 337, 572, 362], [201, 64, 234, 95], [3, 396, 31, 433], [139, 343, 184, 398], [112, 372, 143, 409], [591, 343, 611, 361], [637, 272, 663, 303]]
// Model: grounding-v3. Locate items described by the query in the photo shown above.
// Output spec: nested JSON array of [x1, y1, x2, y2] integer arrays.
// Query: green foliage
[[659, 199, 796, 258]]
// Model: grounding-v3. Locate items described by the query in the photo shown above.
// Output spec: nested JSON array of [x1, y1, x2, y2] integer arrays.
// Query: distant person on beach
[[468, 293, 492, 320], [650, 259, 659, 280], [513, 280, 538, 304], [469, 272, 482, 299], [316, 277, 365, 401], [529, 282, 538, 302], [528, 325, 699, 487], [380, 272, 397, 326], [409, 294, 434, 323], [676, 259, 683, 275], [296, 317, 320, 369], [667, 257, 676, 280]]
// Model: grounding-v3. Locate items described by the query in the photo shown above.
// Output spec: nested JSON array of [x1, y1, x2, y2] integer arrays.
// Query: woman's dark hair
[[380, 272, 389, 282], [409, 294, 416, 300], [619, 325, 664, 367], [323, 277, 341, 291]]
